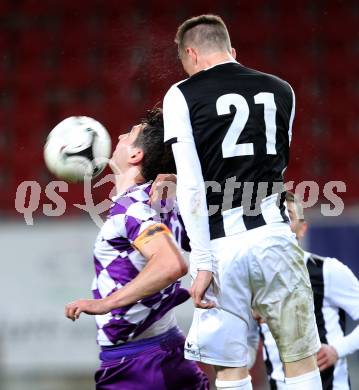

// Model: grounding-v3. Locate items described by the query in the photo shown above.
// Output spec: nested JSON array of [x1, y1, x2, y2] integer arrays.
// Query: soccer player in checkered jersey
[[260, 192, 359, 390], [65, 109, 208, 390], [163, 14, 322, 390]]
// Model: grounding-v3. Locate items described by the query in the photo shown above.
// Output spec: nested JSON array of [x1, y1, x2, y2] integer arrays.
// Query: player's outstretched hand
[[190, 270, 216, 309], [317, 343, 338, 371], [65, 299, 111, 321], [149, 174, 177, 204]]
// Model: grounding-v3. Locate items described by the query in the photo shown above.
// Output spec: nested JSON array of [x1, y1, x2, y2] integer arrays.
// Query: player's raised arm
[[163, 85, 216, 308], [163, 85, 214, 273]]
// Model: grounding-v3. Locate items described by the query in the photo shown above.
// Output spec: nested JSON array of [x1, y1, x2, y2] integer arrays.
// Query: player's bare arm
[[65, 224, 188, 321]]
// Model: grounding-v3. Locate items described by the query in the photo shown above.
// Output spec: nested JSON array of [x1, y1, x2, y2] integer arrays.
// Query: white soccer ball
[[44, 116, 112, 182]]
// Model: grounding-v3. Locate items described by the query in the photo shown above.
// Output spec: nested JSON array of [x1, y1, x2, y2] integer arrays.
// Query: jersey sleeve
[[325, 258, 359, 320], [116, 201, 159, 244], [163, 85, 215, 272], [287, 83, 296, 145], [132, 223, 172, 252], [325, 258, 359, 358], [163, 85, 195, 145]]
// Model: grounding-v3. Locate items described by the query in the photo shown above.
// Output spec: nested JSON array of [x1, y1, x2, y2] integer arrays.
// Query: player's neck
[[114, 168, 145, 195], [198, 52, 235, 72]]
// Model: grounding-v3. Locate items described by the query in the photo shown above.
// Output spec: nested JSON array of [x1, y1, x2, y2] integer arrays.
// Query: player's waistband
[[210, 193, 289, 239], [99, 326, 184, 361]]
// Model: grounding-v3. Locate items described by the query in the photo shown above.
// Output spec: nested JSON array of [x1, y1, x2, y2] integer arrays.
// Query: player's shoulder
[[164, 78, 189, 99], [309, 252, 329, 264], [323, 255, 351, 274], [309, 252, 340, 266], [109, 183, 153, 218], [244, 65, 294, 94], [309, 252, 349, 275], [177, 62, 293, 96]]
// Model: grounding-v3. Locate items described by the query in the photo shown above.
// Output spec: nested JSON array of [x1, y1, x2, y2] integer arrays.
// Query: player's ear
[[231, 47, 237, 59], [186, 47, 198, 65], [128, 147, 144, 165]]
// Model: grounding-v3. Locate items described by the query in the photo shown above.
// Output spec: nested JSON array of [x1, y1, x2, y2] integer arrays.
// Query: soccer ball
[[44, 116, 112, 183]]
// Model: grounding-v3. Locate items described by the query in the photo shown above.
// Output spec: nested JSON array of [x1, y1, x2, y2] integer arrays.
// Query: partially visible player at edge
[[65, 109, 209, 390], [163, 14, 322, 390], [260, 191, 359, 390]]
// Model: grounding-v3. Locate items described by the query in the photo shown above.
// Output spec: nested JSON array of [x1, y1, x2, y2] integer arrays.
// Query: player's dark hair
[[175, 14, 231, 54], [134, 108, 176, 182]]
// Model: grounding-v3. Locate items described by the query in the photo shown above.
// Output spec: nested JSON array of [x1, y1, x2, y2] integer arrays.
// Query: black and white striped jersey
[[163, 61, 294, 270], [163, 60, 295, 270], [260, 252, 359, 390]]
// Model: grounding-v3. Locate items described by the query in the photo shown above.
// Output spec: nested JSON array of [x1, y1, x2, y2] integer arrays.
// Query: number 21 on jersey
[[216, 93, 277, 158]]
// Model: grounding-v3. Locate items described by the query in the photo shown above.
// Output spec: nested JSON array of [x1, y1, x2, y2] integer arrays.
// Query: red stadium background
[[1, 0, 358, 216]]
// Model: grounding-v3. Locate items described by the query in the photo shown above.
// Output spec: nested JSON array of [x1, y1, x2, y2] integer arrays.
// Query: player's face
[[287, 201, 307, 241], [111, 124, 144, 173]]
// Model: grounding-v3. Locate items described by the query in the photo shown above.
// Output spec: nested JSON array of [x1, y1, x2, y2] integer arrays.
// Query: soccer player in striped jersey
[[260, 191, 359, 390], [163, 14, 321, 390], [65, 109, 208, 390]]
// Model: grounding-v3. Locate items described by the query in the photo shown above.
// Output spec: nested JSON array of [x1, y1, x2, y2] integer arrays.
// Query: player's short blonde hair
[[175, 14, 231, 55]]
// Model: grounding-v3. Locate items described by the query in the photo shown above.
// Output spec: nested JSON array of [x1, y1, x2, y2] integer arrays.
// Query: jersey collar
[[111, 182, 149, 202], [203, 59, 238, 72]]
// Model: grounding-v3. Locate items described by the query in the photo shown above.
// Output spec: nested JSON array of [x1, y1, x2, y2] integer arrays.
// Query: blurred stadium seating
[[0, 0, 358, 217]]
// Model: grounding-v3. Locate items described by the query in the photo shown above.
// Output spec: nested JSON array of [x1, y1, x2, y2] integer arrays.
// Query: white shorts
[[185, 223, 320, 366]]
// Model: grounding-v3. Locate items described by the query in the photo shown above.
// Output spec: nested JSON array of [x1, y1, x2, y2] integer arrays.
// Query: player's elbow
[[162, 255, 188, 282], [176, 257, 189, 277]]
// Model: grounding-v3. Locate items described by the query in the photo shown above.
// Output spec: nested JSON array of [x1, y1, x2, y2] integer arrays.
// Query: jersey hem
[[210, 221, 290, 243], [280, 345, 321, 363], [184, 352, 247, 368]]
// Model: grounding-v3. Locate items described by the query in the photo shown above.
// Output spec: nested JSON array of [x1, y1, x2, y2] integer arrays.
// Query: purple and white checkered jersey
[[92, 183, 190, 346]]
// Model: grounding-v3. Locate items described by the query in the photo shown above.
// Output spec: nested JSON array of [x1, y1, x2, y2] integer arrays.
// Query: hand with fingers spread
[[65, 298, 111, 321], [317, 343, 339, 371], [149, 174, 177, 205], [190, 270, 216, 309]]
